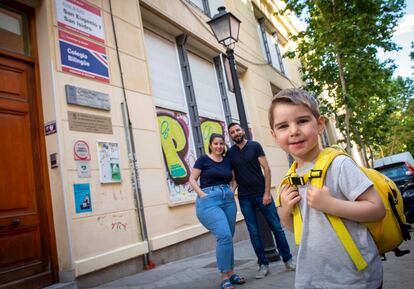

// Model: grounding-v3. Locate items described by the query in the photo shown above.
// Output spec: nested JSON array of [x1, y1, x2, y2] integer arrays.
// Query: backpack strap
[[388, 188, 411, 241], [276, 162, 304, 246], [277, 148, 369, 271]]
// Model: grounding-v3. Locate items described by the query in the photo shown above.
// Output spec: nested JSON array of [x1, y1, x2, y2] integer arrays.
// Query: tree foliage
[[280, 0, 410, 164], [411, 42, 414, 70], [373, 77, 414, 157]]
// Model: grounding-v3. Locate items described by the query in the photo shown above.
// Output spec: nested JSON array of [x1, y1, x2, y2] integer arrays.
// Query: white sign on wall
[[97, 141, 121, 183], [73, 140, 91, 160], [55, 0, 105, 43]]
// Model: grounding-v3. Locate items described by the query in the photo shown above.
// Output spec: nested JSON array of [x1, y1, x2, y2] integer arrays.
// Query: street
[[92, 227, 414, 289]]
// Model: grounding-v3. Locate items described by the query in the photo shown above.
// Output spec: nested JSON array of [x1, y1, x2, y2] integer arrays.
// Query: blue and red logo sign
[[59, 30, 109, 83]]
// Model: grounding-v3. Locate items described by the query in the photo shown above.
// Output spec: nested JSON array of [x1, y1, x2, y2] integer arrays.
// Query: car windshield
[[377, 163, 409, 180]]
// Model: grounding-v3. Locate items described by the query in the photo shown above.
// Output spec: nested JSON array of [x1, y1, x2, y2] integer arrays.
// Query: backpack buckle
[[310, 170, 322, 179], [288, 176, 305, 186]]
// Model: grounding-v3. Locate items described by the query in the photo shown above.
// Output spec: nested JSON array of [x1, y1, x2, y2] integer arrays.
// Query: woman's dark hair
[[208, 133, 225, 155]]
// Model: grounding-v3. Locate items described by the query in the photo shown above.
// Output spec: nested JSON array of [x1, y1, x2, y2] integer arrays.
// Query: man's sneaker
[[284, 259, 296, 271], [255, 264, 269, 279]]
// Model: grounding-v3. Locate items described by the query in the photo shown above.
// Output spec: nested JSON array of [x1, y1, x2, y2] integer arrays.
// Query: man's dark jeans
[[239, 196, 292, 265]]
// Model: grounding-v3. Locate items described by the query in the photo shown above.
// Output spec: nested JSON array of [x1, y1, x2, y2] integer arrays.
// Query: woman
[[189, 133, 246, 289]]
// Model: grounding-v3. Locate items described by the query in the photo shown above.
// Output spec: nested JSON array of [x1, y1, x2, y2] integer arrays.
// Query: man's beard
[[233, 135, 244, 144]]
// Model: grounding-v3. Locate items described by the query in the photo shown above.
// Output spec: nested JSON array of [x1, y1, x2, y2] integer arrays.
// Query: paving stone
[[91, 228, 414, 289]]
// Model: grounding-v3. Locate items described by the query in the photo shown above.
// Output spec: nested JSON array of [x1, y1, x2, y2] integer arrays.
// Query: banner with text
[[59, 30, 109, 83], [56, 0, 105, 43]]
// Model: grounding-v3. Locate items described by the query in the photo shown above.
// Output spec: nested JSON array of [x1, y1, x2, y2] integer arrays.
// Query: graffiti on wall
[[156, 108, 197, 203], [200, 118, 231, 153]]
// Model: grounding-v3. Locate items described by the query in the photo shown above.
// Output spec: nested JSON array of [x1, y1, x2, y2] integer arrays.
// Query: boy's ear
[[270, 128, 276, 139], [270, 129, 280, 144], [317, 116, 326, 134]]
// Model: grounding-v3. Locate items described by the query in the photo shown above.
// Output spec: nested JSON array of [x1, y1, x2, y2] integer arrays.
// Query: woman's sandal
[[220, 279, 234, 289], [229, 273, 246, 284]]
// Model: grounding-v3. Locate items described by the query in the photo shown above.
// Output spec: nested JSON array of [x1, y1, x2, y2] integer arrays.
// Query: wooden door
[[0, 56, 55, 288]]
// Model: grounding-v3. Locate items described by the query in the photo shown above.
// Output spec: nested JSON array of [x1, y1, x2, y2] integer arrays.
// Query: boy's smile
[[270, 103, 325, 167]]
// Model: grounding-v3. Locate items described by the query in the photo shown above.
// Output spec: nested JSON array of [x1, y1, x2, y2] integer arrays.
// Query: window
[[257, 19, 285, 74], [188, 52, 224, 120], [187, 0, 225, 17], [188, 51, 232, 153], [219, 55, 250, 125], [144, 29, 235, 204], [144, 31, 187, 111], [145, 30, 198, 204], [0, 5, 30, 56], [208, 0, 225, 16]]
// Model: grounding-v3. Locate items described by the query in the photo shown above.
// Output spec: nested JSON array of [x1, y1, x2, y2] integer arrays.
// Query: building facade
[[0, 0, 320, 288]]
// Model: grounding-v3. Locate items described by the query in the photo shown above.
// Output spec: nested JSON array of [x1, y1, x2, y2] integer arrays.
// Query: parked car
[[374, 151, 414, 169], [375, 161, 414, 223]]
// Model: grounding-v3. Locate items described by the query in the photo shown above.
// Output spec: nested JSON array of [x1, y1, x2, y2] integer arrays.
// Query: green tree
[[356, 76, 413, 164], [281, 0, 406, 161], [375, 77, 414, 157]]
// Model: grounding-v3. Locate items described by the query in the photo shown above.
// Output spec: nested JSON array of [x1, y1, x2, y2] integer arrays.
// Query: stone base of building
[[73, 221, 249, 289]]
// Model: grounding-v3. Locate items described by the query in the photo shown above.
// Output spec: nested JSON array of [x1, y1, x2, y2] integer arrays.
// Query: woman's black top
[[193, 155, 232, 189]]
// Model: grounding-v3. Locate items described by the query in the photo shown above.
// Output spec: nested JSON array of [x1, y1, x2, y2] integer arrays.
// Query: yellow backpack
[[276, 147, 411, 271]]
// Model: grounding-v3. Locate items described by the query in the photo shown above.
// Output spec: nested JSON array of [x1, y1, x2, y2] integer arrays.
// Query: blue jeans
[[196, 184, 237, 273], [239, 196, 292, 265]]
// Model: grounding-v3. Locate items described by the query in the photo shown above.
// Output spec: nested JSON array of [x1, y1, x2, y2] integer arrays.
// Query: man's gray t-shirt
[[294, 156, 382, 289]]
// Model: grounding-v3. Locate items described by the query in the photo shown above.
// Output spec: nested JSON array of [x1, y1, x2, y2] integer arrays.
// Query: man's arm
[[258, 155, 272, 205]]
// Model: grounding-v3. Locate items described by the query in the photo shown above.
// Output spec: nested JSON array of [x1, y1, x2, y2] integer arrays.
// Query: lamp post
[[207, 6, 250, 139], [207, 7, 280, 262]]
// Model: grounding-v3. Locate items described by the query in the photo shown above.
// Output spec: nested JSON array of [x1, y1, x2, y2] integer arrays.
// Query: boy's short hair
[[268, 88, 320, 128]]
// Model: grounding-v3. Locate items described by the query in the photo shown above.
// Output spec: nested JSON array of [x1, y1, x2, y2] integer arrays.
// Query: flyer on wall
[[97, 141, 121, 183]]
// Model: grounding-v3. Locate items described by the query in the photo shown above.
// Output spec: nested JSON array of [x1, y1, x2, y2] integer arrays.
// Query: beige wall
[[233, 0, 302, 186], [37, 0, 304, 278], [38, 0, 151, 277]]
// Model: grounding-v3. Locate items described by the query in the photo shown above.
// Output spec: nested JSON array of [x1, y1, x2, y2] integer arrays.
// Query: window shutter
[[144, 30, 187, 111], [188, 52, 225, 121]]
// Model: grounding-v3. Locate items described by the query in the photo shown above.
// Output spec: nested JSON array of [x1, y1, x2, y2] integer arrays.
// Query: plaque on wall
[[65, 85, 110, 111], [68, 111, 113, 134]]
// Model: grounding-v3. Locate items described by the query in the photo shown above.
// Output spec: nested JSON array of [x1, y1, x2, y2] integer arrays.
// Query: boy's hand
[[307, 185, 333, 212], [279, 184, 301, 215]]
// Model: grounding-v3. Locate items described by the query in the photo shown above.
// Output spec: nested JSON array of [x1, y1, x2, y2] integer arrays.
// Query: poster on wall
[[73, 183, 92, 213], [156, 108, 197, 204], [58, 30, 109, 83], [55, 0, 105, 43], [199, 117, 230, 154], [97, 141, 121, 183]]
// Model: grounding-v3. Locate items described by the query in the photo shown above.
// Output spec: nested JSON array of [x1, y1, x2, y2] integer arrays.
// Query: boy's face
[[270, 103, 325, 166]]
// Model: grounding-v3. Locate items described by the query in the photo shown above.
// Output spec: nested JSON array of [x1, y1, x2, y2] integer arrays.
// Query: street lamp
[[207, 7, 250, 139], [207, 7, 280, 262]]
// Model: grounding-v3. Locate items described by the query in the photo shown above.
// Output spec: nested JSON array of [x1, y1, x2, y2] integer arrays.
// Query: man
[[227, 122, 295, 279]]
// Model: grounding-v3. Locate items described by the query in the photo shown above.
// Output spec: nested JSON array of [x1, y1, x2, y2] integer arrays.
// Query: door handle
[[11, 218, 21, 227]]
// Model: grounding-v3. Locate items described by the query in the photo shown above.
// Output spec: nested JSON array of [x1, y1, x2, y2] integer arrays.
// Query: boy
[[268, 88, 385, 289]]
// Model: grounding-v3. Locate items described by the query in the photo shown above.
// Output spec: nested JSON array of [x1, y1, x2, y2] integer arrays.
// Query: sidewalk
[[92, 228, 414, 289]]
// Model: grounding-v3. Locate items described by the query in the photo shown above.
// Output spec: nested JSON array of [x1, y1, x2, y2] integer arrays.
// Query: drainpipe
[[109, 0, 154, 270]]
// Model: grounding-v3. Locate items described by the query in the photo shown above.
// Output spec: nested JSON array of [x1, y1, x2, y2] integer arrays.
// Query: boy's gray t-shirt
[[294, 155, 383, 289]]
